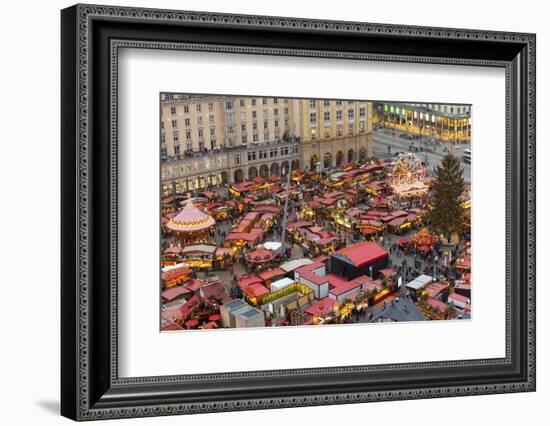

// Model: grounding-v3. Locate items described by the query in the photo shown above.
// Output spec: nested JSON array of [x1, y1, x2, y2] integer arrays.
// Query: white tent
[[405, 274, 433, 291], [263, 241, 282, 252], [280, 258, 314, 273], [270, 277, 295, 292]]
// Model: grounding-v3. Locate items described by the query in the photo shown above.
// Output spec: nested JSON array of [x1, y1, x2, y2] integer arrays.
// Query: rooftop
[[332, 241, 388, 267], [371, 298, 427, 322]]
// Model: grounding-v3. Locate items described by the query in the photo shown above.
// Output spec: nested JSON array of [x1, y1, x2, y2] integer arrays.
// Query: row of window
[[234, 145, 298, 165], [309, 108, 366, 124], [309, 99, 367, 108], [225, 98, 288, 110], [384, 104, 469, 117], [164, 109, 290, 129], [310, 122, 366, 140], [170, 102, 212, 115], [168, 98, 290, 116]]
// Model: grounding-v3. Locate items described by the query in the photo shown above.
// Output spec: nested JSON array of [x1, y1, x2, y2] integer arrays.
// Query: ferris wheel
[[389, 153, 426, 187]]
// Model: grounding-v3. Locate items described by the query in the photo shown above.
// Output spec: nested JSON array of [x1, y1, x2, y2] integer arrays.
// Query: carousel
[[388, 153, 429, 200], [166, 200, 216, 246], [410, 228, 438, 254], [245, 247, 278, 270]]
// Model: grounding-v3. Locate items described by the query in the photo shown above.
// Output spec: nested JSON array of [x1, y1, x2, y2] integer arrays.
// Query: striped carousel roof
[[166, 201, 216, 233]]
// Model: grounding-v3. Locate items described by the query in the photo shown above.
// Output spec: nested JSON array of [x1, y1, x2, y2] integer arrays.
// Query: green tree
[[428, 153, 466, 243]]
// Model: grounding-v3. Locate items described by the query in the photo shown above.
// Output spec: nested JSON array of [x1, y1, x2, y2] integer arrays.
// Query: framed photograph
[[61, 4, 536, 421]]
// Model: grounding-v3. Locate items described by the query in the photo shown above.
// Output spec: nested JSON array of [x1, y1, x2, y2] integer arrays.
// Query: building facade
[[296, 99, 374, 172], [373, 101, 471, 144], [160, 95, 374, 196]]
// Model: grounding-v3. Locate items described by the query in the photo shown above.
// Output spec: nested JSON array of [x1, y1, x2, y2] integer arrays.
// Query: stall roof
[[364, 280, 385, 294], [455, 282, 471, 291], [161, 266, 190, 282], [328, 277, 362, 296], [424, 282, 449, 298], [287, 220, 314, 230], [237, 275, 262, 288], [405, 274, 433, 290], [253, 204, 280, 213], [243, 212, 260, 221], [215, 247, 233, 257], [243, 282, 270, 298], [180, 244, 217, 254], [379, 268, 396, 277], [280, 258, 314, 272], [270, 277, 295, 292], [388, 217, 408, 227], [262, 241, 282, 252], [179, 294, 200, 319], [332, 241, 388, 267], [449, 292, 470, 304], [304, 298, 338, 317], [162, 286, 191, 301], [258, 267, 286, 282], [426, 298, 449, 313], [200, 281, 232, 305], [226, 232, 259, 242]]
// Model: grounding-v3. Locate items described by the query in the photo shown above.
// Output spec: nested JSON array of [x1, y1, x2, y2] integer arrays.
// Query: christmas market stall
[[179, 244, 217, 269]]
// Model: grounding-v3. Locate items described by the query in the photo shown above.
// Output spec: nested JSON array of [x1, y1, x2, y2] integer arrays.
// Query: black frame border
[[61, 4, 536, 421]]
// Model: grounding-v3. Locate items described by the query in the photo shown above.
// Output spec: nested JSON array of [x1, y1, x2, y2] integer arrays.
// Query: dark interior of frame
[[61, 6, 531, 417]]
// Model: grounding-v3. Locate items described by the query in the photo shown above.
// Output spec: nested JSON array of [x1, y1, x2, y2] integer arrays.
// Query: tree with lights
[[428, 153, 466, 244]]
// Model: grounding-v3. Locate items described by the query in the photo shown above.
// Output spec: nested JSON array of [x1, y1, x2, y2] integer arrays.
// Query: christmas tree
[[428, 153, 466, 243]]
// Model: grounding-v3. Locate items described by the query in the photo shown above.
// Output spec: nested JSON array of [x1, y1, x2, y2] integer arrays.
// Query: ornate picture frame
[[61, 4, 536, 420]]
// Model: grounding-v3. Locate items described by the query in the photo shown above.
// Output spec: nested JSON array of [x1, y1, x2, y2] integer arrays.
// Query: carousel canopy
[[411, 228, 438, 247], [246, 248, 277, 263], [167, 201, 215, 233]]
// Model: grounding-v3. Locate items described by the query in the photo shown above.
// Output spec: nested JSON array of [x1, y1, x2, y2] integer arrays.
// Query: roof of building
[[351, 275, 374, 286], [371, 298, 426, 322], [239, 307, 264, 319], [332, 241, 388, 267], [222, 299, 249, 312], [328, 278, 364, 297]]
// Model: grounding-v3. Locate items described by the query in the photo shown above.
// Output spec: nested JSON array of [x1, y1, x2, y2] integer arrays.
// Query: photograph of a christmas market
[[159, 94, 472, 331]]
